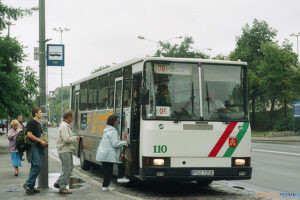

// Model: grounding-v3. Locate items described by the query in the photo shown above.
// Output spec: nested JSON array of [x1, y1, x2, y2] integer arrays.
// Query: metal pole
[[297, 35, 299, 60], [60, 30, 63, 122], [38, 0, 48, 188]]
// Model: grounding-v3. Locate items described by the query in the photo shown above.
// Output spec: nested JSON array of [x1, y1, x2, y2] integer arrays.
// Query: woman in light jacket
[[8, 120, 22, 176], [96, 114, 127, 191]]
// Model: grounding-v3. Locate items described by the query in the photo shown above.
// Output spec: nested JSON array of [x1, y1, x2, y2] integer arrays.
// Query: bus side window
[[88, 78, 98, 110], [80, 82, 88, 111], [123, 66, 132, 108], [97, 75, 109, 109], [108, 70, 122, 109]]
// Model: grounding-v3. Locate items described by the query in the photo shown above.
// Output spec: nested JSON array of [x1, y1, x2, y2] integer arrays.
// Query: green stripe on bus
[[223, 122, 249, 157]]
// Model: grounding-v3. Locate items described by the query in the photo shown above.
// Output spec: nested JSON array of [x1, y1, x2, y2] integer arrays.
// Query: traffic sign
[[47, 44, 64, 66], [52, 115, 57, 122]]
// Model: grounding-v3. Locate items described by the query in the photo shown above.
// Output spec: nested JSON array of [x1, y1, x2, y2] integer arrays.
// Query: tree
[[230, 19, 277, 129], [0, 2, 37, 120], [49, 87, 70, 123], [154, 36, 209, 58], [259, 41, 298, 125], [91, 65, 111, 74]]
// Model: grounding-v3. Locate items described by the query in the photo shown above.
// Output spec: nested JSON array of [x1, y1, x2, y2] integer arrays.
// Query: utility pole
[[53, 27, 70, 122], [290, 33, 300, 61], [38, 0, 48, 188]]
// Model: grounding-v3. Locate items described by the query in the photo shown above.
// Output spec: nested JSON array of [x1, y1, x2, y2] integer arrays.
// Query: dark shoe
[[54, 182, 60, 189], [23, 184, 35, 195], [59, 189, 72, 194], [33, 188, 40, 193], [15, 172, 19, 176]]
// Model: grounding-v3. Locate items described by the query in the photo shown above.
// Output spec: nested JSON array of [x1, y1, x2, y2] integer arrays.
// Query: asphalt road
[[47, 126, 300, 199], [227, 142, 300, 193]]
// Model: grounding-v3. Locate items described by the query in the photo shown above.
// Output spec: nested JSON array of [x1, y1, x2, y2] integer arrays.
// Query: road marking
[[288, 146, 300, 149], [48, 153, 144, 200], [252, 149, 300, 156]]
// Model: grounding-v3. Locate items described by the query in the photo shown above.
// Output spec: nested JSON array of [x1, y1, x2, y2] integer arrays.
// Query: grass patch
[[251, 131, 271, 137]]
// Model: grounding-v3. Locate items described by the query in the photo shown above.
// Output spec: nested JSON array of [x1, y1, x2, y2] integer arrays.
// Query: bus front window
[[201, 64, 247, 121], [143, 62, 200, 121]]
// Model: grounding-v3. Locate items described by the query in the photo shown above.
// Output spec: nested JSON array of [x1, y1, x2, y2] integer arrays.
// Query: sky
[[2, 0, 300, 93]]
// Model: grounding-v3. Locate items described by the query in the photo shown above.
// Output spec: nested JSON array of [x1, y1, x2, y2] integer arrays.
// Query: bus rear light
[[153, 159, 165, 166]]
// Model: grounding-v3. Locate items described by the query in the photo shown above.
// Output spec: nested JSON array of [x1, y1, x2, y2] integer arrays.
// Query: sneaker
[[107, 186, 114, 191], [23, 184, 35, 195], [102, 187, 108, 192], [117, 178, 130, 183]]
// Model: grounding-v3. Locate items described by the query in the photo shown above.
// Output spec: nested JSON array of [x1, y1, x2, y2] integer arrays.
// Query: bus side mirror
[[139, 87, 149, 105]]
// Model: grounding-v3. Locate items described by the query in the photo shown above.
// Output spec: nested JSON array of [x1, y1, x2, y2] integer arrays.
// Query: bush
[[273, 117, 292, 131]]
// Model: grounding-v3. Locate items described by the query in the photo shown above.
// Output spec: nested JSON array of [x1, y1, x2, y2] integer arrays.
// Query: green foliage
[[91, 65, 111, 74], [0, 1, 31, 32], [212, 54, 229, 60], [49, 87, 70, 122], [0, 37, 38, 119], [274, 117, 292, 131], [154, 36, 209, 58], [0, 2, 37, 120], [259, 41, 298, 114]]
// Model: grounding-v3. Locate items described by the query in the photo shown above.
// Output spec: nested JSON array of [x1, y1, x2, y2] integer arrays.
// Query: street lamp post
[[290, 33, 300, 61], [53, 27, 70, 121], [137, 35, 183, 52]]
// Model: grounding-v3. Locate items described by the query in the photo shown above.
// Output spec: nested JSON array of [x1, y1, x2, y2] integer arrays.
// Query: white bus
[[70, 57, 251, 184]]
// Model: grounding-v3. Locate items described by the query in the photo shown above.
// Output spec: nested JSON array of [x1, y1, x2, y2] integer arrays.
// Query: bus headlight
[[153, 159, 165, 166], [235, 158, 246, 166]]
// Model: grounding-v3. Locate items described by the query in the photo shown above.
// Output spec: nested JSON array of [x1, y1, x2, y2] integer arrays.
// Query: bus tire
[[79, 141, 90, 170], [196, 180, 213, 186]]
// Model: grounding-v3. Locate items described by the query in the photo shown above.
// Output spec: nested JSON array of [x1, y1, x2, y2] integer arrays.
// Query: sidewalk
[[0, 135, 136, 200], [252, 136, 300, 143]]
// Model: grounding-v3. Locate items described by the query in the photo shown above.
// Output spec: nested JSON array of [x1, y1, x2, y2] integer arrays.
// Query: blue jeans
[[25, 145, 41, 188]]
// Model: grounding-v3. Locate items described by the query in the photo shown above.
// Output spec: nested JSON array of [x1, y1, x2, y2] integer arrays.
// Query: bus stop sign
[[47, 44, 64, 66]]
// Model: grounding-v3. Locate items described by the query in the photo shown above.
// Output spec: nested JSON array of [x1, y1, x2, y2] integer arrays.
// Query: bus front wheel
[[79, 142, 90, 170]]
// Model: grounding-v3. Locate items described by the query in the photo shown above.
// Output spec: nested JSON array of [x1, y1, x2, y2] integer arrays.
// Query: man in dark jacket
[[23, 107, 48, 195]]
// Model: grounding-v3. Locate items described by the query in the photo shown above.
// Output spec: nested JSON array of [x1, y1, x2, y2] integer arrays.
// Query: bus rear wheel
[[79, 141, 90, 170], [196, 180, 213, 186]]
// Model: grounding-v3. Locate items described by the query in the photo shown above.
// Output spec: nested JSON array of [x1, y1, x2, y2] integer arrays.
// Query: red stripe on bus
[[208, 122, 238, 157]]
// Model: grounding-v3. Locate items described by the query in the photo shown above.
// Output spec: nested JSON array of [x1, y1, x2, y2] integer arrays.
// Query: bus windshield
[[143, 62, 201, 121], [201, 64, 246, 121]]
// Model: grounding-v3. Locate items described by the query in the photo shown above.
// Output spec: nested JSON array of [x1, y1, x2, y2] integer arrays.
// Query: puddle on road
[[69, 177, 85, 189], [49, 173, 86, 190]]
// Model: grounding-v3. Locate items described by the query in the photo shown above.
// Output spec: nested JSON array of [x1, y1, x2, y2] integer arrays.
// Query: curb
[[252, 139, 300, 143]]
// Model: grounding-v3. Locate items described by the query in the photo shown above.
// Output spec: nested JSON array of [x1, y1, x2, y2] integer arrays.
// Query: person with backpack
[[8, 120, 22, 176], [23, 107, 48, 195]]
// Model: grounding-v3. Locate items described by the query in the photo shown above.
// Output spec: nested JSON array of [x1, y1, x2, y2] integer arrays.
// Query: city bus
[[70, 57, 252, 184]]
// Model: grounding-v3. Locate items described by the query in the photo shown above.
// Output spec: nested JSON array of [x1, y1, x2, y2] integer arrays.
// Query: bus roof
[[71, 57, 247, 86]]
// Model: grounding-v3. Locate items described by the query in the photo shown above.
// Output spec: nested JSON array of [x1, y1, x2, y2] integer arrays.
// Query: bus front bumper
[[140, 167, 252, 181]]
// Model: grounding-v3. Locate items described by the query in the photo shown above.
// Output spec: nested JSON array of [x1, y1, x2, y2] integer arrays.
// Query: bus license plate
[[191, 170, 214, 176]]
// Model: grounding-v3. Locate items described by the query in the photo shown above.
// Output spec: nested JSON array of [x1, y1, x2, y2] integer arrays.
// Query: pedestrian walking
[[23, 107, 48, 195], [54, 109, 79, 194], [17, 115, 25, 131], [7, 120, 22, 176], [96, 114, 128, 191]]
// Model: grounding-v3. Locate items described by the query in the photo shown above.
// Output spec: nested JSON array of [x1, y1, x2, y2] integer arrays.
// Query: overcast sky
[[2, 0, 300, 92]]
